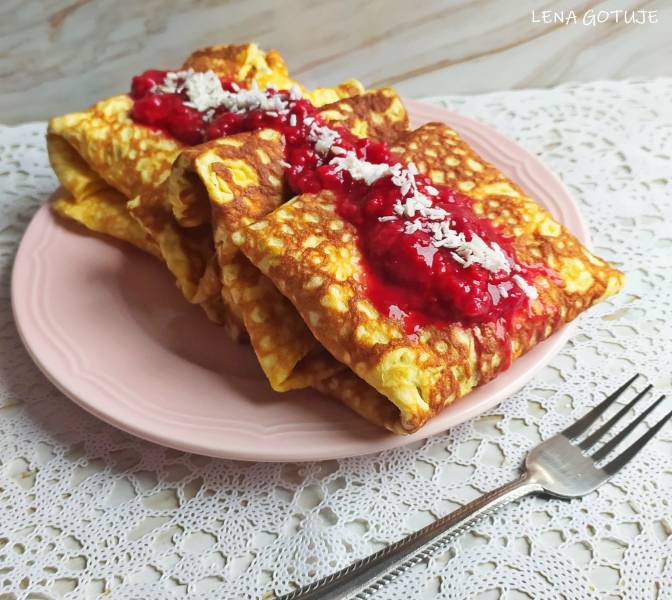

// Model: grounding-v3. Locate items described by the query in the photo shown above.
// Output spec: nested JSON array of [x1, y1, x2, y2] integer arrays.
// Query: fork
[[276, 374, 671, 600]]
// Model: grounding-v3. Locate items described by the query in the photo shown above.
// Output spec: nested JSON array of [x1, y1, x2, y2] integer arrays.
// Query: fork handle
[[276, 472, 542, 600]]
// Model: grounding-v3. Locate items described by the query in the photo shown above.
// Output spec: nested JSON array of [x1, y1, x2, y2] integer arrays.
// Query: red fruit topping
[[359, 140, 393, 164], [130, 70, 167, 99], [315, 164, 343, 192], [166, 105, 205, 145], [289, 146, 316, 168], [131, 94, 176, 125], [205, 112, 245, 140], [290, 100, 312, 121], [247, 110, 268, 130]]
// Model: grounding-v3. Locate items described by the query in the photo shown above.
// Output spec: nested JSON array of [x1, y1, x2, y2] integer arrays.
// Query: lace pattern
[[1, 79, 671, 599]]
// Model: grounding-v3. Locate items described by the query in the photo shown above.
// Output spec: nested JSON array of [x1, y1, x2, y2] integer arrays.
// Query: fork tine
[[579, 384, 653, 451], [563, 374, 640, 440], [593, 395, 667, 462], [602, 403, 672, 475]]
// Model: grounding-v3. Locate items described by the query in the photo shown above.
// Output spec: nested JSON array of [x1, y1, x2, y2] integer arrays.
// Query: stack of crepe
[[47, 44, 624, 434]]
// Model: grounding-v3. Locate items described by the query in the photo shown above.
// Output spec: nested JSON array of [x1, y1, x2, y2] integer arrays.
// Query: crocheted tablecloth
[[1, 79, 671, 599]]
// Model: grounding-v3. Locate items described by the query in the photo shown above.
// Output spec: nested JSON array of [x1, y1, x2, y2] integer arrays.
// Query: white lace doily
[[1, 79, 671, 600]]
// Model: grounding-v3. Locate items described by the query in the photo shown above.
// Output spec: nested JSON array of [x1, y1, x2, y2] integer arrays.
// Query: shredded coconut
[[388, 305, 407, 320], [329, 151, 393, 186], [403, 219, 425, 235], [307, 122, 341, 156], [155, 69, 293, 119], [183, 71, 227, 112], [289, 85, 302, 100], [152, 69, 191, 95], [513, 274, 539, 299], [488, 283, 501, 306], [498, 281, 513, 298], [401, 219, 512, 274], [415, 243, 438, 268]]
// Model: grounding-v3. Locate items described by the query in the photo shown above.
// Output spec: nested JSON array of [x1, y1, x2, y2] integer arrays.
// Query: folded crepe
[[181, 43, 294, 90], [182, 43, 365, 107], [46, 43, 364, 257], [162, 88, 408, 230], [129, 89, 410, 389], [47, 95, 181, 251], [233, 122, 624, 432]]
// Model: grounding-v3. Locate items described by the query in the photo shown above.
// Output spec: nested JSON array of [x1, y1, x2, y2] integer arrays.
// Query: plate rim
[[11, 99, 589, 461]]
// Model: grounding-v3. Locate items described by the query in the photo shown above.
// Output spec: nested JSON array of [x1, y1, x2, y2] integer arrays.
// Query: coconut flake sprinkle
[[513, 274, 539, 300], [153, 69, 299, 120], [329, 150, 393, 186]]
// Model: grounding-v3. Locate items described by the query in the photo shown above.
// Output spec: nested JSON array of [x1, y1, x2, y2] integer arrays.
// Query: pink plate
[[12, 100, 589, 462]]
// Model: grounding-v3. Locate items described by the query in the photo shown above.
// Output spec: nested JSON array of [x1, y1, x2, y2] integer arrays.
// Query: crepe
[[181, 43, 295, 90], [166, 88, 408, 229], [202, 90, 408, 390], [182, 43, 364, 106], [130, 89, 410, 389], [47, 140, 160, 257], [127, 129, 289, 342], [390, 123, 623, 304], [126, 159, 245, 335], [234, 122, 624, 432], [47, 43, 293, 239], [193, 131, 344, 390], [46, 43, 362, 255], [129, 129, 344, 389], [47, 94, 182, 254], [316, 88, 408, 141], [46, 43, 300, 327]]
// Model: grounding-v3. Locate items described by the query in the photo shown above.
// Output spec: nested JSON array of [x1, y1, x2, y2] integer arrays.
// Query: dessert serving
[[44, 43, 624, 435]]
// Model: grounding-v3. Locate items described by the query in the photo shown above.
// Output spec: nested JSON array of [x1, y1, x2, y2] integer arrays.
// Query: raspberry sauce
[[318, 163, 548, 334]]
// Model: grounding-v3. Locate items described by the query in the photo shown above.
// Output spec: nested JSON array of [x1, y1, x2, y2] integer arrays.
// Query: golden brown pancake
[[48, 44, 293, 211], [46, 43, 363, 255], [48, 186, 159, 257], [234, 123, 624, 433], [164, 88, 409, 230], [46, 43, 301, 327], [182, 43, 294, 90], [193, 131, 345, 390], [128, 88, 410, 307], [131, 91, 410, 387], [47, 94, 182, 254], [316, 88, 409, 143], [46, 44, 286, 253], [126, 170, 243, 333], [129, 129, 342, 389]]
